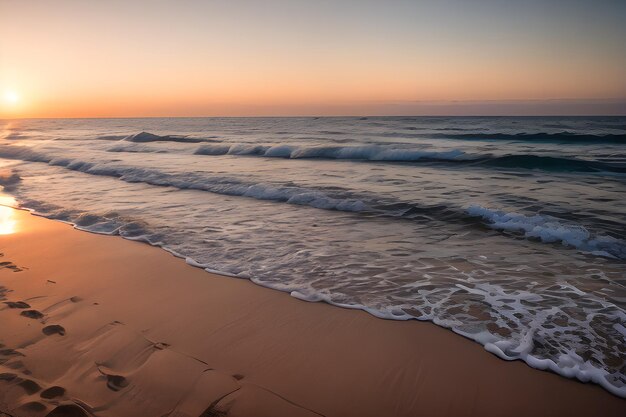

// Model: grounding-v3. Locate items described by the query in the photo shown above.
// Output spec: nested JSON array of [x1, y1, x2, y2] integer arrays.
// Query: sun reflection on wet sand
[[0, 206, 17, 235], [0, 194, 18, 235]]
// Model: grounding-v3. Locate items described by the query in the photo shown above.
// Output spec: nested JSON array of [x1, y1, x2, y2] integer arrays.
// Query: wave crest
[[467, 205, 626, 259], [194, 143, 466, 162]]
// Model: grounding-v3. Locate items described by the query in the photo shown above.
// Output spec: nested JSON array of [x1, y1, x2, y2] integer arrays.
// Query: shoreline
[[8, 200, 626, 398], [0, 207, 624, 416]]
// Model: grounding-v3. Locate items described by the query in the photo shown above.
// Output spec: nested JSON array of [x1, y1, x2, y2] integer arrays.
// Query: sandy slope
[[0, 208, 623, 417]]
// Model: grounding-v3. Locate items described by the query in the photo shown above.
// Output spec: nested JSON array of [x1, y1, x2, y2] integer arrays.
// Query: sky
[[1, 0, 625, 117]]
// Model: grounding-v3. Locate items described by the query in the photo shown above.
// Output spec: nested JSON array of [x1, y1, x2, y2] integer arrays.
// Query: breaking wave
[[194, 143, 466, 162], [467, 205, 626, 259], [0, 146, 368, 213], [192, 143, 626, 173]]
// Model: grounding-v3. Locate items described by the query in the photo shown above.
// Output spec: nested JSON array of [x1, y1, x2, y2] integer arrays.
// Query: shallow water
[[1, 116, 625, 396]]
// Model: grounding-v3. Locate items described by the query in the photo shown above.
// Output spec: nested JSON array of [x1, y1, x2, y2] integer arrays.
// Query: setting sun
[[3, 90, 20, 106]]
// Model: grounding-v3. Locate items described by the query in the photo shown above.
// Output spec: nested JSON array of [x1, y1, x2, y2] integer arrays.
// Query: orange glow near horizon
[[1, 1, 625, 118]]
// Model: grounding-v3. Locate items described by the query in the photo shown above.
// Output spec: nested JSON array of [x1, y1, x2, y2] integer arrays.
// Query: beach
[[2, 0, 626, 414], [0, 207, 623, 417]]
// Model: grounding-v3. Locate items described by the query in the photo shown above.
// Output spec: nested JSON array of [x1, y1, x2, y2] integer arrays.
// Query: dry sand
[[0, 207, 623, 417]]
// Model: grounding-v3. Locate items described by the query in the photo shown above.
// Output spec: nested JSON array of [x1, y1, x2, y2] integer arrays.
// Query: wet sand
[[0, 207, 623, 416]]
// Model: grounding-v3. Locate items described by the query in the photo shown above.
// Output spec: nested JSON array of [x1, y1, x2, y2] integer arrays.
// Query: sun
[[3, 90, 20, 105]]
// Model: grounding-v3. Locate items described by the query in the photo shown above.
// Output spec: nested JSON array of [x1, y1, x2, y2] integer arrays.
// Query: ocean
[[0, 116, 625, 396]]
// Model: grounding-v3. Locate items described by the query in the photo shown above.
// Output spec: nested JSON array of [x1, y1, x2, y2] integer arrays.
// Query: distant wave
[[467, 205, 626, 259], [430, 132, 626, 144], [123, 131, 213, 143], [194, 143, 466, 162], [192, 143, 626, 173], [14, 132, 620, 173]]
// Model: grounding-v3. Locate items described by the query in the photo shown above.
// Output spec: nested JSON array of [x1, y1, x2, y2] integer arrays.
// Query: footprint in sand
[[105, 374, 129, 392], [0, 348, 23, 357], [4, 359, 26, 371], [20, 309, 44, 319], [0, 261, 22, 272], [42, 325, 66, 336], [40, 386, 66, 399], [97, 367, 129, 392], [0, 372, 18, 382], [16, 401, 47, 413], [18, 379, 42, 395], [45, 404, 90, 417], [4, 301, 30, 309]]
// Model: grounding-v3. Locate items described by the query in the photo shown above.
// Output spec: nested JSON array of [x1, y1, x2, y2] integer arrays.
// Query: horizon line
[[3, 114, 626, 121]]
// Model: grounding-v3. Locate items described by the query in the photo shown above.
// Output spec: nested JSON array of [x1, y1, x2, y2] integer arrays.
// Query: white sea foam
[[467, 205, 626, 259], [292, 278, 626, 397]]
